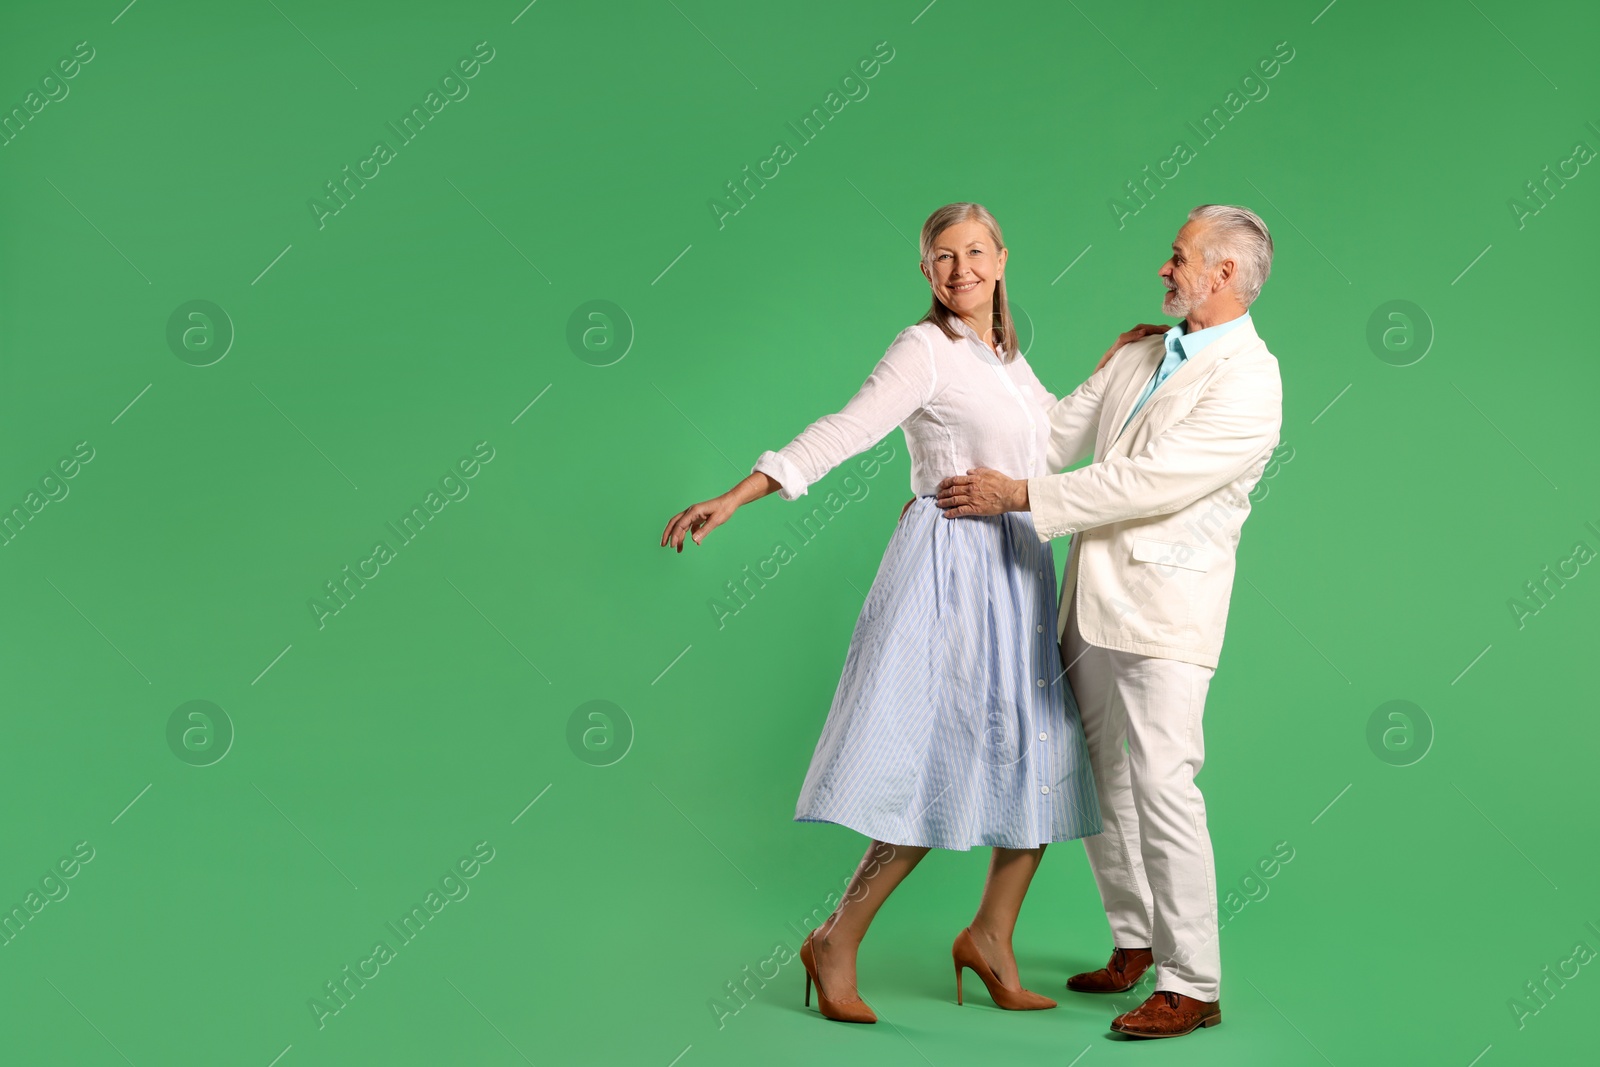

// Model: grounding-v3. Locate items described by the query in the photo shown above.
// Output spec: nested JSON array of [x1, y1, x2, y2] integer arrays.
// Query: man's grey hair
[[1187, 204, 1273, 307]]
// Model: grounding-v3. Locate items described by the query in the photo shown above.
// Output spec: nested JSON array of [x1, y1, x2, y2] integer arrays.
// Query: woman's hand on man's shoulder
[[1097, 323, 1170, 372]]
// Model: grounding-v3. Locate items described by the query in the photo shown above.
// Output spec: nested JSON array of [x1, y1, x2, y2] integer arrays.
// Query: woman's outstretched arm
[[750, 326, 933, 502], [661, 326, 932, 552]]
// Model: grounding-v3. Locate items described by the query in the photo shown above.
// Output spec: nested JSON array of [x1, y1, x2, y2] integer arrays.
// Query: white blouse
[[752, 316, 1060, 501]]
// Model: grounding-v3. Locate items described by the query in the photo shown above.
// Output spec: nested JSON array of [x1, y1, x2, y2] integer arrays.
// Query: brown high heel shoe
[[952, 927, 1057, 1010], [799, 929, 877, 1023]]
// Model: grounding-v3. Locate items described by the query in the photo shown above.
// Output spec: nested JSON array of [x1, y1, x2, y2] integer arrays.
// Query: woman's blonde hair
[[917, 202, 1018, 361]]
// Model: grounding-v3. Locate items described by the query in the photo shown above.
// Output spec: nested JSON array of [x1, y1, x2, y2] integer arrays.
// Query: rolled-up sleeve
[[753, 327, 935, 500]]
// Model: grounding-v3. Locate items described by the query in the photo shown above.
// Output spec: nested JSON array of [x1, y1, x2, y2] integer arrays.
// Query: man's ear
[[1212, 258, 1235, 294]]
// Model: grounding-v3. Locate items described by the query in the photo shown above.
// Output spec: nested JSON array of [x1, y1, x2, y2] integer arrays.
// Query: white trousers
[[1063, 597, 1221, 1002]]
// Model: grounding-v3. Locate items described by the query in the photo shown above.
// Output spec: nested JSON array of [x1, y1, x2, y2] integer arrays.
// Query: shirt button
[[1038, 732, 1048, 741], [1036, 624, 1044, 633], [1036, 678, 1045, 688], [1037, 570, 1044, 580], [1040, 786, 1050, 795]]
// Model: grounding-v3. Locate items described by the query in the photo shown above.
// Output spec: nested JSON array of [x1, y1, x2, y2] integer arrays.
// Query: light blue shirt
[[1120, 313, 1250, 432]]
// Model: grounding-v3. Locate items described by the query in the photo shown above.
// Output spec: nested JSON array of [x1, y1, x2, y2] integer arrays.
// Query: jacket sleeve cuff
[[753, 450, 808, 501], [1027, 474, 1078, 543]]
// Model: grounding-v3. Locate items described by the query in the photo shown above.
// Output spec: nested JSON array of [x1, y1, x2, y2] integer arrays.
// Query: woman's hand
[[661, 495, 737, 552], [1096, 323, 1170, 372], [661, 472, 781, 553]]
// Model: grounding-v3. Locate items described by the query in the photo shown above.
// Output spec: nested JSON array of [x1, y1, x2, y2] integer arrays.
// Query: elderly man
[[935, 204, 1284, 1038]]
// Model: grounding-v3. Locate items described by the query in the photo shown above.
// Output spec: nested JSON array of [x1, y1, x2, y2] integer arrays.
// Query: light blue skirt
[[795, 495, 1102, 850]]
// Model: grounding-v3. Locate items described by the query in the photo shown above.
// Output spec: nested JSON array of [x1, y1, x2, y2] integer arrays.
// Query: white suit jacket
[[1027, 318, 1283, 668]]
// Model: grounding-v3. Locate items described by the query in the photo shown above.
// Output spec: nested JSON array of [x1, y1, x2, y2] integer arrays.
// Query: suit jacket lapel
[[1112, 319, 1264, 446], [1102, 337, 1166, 452]]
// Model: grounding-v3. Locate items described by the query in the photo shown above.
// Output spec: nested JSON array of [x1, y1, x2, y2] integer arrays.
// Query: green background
[[2, 0, 1595, 1064]]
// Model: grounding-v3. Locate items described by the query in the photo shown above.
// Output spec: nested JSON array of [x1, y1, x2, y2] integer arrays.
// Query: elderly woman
[[662, 202, 1160, 1022]]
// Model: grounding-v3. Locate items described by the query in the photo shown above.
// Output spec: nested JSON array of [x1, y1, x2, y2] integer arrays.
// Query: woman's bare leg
[[810, 840, 930, 1000], [966, 845, 1047, 989]]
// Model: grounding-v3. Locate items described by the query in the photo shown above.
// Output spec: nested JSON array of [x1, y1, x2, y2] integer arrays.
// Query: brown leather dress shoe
[[1110, 990, 1221, 1037], [1066, 947, 1154, 993]]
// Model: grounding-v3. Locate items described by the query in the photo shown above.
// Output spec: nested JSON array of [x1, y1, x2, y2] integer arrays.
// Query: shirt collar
[[946, 314, 1005, 360], [1169, 312, 1250, 361]]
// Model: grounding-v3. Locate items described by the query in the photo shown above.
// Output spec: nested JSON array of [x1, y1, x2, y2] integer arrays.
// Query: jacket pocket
[[1130, 537, 1209, 572]]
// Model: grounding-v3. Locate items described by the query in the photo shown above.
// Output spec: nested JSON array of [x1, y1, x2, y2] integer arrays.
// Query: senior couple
[[661, 202, 1283, 1039]]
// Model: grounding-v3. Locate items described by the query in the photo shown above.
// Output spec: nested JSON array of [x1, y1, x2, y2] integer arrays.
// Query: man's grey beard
[[1162, 278, 1207, 319]]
